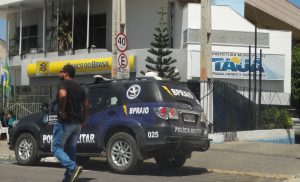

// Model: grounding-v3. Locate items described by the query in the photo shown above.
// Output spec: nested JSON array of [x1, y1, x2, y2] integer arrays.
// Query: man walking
[[52, 64, 89, 182]]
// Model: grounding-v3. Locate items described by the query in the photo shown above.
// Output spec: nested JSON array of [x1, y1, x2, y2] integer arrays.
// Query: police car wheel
[[106, 132, 141, 174], [15, 133, 40, 165], [155, 154, 187, 169]]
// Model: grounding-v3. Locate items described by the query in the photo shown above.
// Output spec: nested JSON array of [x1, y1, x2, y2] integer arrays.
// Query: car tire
[[15, 133, 40, 165], [199, 141, 210, 152], [106, 132, 142, 174], [155, 154, 187, 169]]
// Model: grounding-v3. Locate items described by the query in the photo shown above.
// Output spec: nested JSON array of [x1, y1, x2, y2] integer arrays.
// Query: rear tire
[[15, 133, 40, 165], [106, 132, 142, 174], [155, 154, 187, 169]]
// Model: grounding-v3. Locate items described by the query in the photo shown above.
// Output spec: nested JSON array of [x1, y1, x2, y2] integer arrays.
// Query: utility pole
[[254, 25, 257, 129], [112, 0, 127, 79], [112, 0, 120, 79], [200, 0, 212, 81], [200, 0, 213, 127]]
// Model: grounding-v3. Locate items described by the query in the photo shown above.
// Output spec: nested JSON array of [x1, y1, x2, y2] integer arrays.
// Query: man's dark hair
[[63, 64, 76, 78]]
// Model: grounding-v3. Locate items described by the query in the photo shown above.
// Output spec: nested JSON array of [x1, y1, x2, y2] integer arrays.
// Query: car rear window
[[158, 82, 198, 104], [122, 81, 161, 103], [122, 81, 199, 106]]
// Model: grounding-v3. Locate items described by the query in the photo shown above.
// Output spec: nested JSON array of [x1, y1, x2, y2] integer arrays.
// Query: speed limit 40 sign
[[116, 33, 128, 52]]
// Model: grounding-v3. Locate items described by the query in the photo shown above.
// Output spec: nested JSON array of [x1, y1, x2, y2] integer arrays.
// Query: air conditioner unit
[[29, 48, 38, 54]]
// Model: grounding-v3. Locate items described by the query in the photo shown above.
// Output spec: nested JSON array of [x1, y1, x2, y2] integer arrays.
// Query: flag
[[1, 59, 12, 100], [0, 64, 3, 97]]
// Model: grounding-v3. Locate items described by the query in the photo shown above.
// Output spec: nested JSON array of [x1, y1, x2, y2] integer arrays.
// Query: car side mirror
[[40, 103, 49, 113]]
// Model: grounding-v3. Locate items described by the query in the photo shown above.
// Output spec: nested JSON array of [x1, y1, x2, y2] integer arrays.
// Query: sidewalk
[[1, 139, 300, 181], [189, 141, 300, 182], [0, 139, 14, 160], [0, 139, 58, 162]]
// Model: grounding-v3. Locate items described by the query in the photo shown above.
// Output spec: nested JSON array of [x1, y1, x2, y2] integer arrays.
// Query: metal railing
[[2, 103, 41, 120], [187, 80, 291, 133]]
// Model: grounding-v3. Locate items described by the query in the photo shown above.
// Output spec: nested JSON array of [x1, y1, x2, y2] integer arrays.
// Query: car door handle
[[108, 110, 116, 116]]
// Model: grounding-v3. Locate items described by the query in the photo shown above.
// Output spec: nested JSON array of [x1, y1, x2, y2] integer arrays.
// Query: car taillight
[[159, 107, 168, 119], [169, 107, 178, 119], [154, 107, 178, 120]]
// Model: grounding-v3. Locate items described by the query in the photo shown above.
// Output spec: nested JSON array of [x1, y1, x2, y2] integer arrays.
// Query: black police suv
[[9, 77, 211, 174]]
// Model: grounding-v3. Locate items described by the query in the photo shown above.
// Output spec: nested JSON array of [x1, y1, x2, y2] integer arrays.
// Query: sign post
[[112, 0, 127, 79], [116, 32, 129, 79], [200, 0, 213, 131]]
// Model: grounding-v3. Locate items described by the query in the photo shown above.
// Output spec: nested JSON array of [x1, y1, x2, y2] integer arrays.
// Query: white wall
[[183, 4, 292, 94], [173, 1, 184, 49], [127, 0, 167, 49], [7, 8, 43, 50]]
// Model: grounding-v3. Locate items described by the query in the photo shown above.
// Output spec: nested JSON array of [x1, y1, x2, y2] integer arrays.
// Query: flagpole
[[0, 64, 4, 108]]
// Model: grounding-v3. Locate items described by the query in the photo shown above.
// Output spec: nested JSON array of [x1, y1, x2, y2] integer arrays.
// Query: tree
[[57, 10, 72, 53], [47, 10, 72, 54], [291, 44, 300, 108], [141, 7, 180, 81]]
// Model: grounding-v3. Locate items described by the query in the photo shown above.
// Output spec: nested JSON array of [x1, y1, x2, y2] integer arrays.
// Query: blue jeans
[[51, 122, 82, 179]]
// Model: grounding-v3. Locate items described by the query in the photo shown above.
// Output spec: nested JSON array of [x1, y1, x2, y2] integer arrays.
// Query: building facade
[[245, 0, 300, 44], [0, 0, 293, 106], [0, 39, 5, 62]]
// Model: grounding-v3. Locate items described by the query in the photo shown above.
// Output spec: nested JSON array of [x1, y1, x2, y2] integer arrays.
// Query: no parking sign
[[118, 53, 128, 68]]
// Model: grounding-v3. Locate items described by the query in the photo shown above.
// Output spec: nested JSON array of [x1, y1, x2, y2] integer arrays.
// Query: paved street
[[1, 140, 300, 181], [0, 159, 283, 182]]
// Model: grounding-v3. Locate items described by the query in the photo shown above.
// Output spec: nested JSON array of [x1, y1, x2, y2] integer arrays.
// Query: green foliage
[[291, 44, 300, 107], [47, 10, 72, 53], [140, 7, 180, 81], [260, 107, 292, 129], [57, 11, 73, 53], [9, 33, 19, 57]]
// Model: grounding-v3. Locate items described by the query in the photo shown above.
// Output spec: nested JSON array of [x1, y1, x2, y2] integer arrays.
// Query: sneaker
[[70, 166, 83, 182]]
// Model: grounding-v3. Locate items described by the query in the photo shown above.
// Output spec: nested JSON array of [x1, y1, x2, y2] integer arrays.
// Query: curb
[[208, 168, 295, 181], [0, 154, 60, 163], [209, 129, 295, 144], [0, 154, 15, 160]]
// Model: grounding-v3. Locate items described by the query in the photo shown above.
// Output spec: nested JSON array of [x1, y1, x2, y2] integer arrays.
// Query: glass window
[[22, 27, 29, 37], [29, 25, 38, 36], [88, 87, 121, 114], [16, 25, 38, 54], [89, 13, 106, 48]]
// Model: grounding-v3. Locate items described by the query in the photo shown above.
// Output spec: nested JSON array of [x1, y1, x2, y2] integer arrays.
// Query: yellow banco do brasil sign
[[27, 56, 135, 77]]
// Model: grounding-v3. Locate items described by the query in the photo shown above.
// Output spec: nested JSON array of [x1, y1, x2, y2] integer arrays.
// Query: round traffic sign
[[116, 33, 128, 52], [118, 53, 128, 68]]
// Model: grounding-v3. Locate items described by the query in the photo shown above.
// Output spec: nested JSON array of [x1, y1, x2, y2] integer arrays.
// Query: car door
[[39, 101, 59, 151], [86, 85, 123, 149]]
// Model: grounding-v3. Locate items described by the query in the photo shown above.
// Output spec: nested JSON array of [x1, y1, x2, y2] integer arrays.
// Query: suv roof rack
[[85, 75, 158, 85]]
